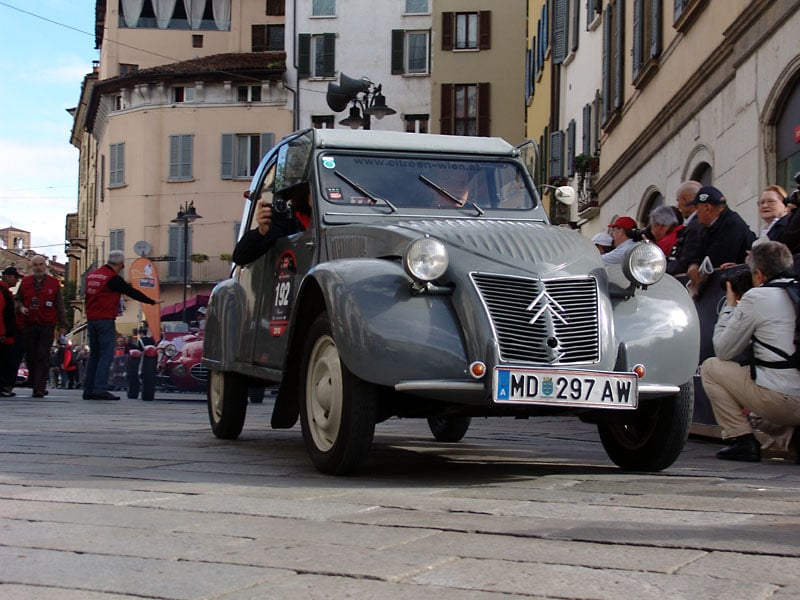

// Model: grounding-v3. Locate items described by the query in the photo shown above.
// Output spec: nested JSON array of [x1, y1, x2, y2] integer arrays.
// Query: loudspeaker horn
[[325, 73, 371, 112]]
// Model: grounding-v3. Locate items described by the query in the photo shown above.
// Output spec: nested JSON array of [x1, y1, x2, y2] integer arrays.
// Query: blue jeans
[[84, 320, 116, 394]]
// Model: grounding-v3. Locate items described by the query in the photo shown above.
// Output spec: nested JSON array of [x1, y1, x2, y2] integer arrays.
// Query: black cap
[[686, 186, 726, 206], [2, 265, 21, 278]]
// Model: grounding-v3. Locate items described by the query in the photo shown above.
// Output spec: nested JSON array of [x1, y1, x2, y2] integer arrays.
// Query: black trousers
[[0, 343, 13, 389], [23, 324, 55, 394]]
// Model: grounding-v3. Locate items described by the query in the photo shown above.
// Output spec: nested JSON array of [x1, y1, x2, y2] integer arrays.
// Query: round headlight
[[622, 242, 666, 286], [163, 343, 178, 358], [403, 237, 449, 282]]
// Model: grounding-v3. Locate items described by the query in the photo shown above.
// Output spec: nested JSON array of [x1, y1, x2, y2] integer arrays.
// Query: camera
[[631, 227, 652, 242], [271, 195, 291, 217], [719, 264, 753, 297]]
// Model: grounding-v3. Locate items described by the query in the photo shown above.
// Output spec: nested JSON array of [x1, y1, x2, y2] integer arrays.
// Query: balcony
[[144, 255, 233, 285], [65, 213, 87, 250]]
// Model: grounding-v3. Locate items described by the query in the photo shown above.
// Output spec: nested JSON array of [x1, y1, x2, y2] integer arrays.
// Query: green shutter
[[391, 29, 405, 74], [322, 33, 336, 78], [298, 33, 311, 78], [221, 134, 233, 179]]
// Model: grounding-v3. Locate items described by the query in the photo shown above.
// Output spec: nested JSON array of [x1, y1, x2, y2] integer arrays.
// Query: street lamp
[[170, 200, 202, 325], [326, 73, 396, 130]]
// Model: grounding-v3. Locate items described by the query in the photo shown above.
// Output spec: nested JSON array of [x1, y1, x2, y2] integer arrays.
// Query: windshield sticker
[[321, 156, 336, 169], [327, 187, 343, 200]]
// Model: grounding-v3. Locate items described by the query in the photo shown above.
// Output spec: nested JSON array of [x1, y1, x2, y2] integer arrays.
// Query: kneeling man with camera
[[700, 241, 800, 462]]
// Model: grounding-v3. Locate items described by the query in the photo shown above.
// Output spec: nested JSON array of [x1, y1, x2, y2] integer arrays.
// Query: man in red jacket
[[83, 250, 162, 400], [15, 256, 67, 398]]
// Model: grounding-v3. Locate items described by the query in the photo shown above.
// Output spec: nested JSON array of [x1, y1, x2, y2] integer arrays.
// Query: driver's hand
[[256, 201, 273, 235]]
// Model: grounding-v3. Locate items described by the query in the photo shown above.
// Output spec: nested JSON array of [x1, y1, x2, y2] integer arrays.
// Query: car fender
[[202, 277, 247, 370], [301, 259, 469, 386], [610, 271, 700, 387]]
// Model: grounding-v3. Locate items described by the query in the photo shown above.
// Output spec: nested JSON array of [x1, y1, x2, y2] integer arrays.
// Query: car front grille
[[190, 363, 208, 382], [471, 273, 600, 365]]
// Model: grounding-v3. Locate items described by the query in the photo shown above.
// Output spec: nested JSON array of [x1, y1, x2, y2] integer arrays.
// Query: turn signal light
[[632, 364, 646, 378], [469, 361, 487, 379]]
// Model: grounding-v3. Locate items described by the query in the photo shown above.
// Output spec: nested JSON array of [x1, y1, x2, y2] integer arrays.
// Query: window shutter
[[552, 0, 568, 64], [582, 103, 591, 155], [252, 24, 268, 52], [572, 0, 580, 52], [674, 0, 685, 23], [549, 130, 564, 180], [441, 12, 453, 50], [602, 6, 611, 121], [182, 135, 193, 178], [632, 0, 642, 80], [298, 33, 311, 78], [614, 0, 625, 111], [594, 90, 601, 152], [478, 11, 491, 50], [477, 82, 490, 136], [322, 33, 336, 78], [391, 29, 405, 74], [440, 84, 453, 134], [266, 0, 284, 16], [260, 133, 274, 159], [650, 0, 662, 59], [567, 120, 576, 177], [169, 136, 180, 179], [221, 134, 233, 179]]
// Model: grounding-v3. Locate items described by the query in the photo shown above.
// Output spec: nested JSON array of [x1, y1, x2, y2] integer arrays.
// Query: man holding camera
[[700, 241, 800, 462], [233, 181, 311, 266]]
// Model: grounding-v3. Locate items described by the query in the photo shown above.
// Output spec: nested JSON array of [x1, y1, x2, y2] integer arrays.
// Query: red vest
[[85, 265, 122, 321], [19, 275, 61, 326]]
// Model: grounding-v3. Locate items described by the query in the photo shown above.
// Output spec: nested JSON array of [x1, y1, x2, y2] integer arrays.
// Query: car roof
[[312, 128, 518, 157]]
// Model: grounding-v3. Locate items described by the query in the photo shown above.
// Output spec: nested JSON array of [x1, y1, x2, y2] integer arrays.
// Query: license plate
[[493, 367, 638, 409]]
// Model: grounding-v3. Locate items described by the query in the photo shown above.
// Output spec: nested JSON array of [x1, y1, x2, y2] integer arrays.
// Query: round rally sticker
[[321, 156, 336, 169]]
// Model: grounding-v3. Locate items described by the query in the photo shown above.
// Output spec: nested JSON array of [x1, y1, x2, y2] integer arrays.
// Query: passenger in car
[[233, 181, 311, 266]]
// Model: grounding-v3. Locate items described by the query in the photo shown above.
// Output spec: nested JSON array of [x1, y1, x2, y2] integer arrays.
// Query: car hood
[[326, 218, 601, 276]]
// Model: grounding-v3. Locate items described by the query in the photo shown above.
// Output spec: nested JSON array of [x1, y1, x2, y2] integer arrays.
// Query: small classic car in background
[[203, 128, 700, 475], [156, 334, 207, 392]]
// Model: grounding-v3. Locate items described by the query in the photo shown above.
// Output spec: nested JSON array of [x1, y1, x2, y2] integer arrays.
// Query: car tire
[[248, 387, 265, 404], [299, 313, 376, 475], [126, 354, 140, 399], [427, 415, 471, 442], [598, 381, 693, 471], [207, 369, 248, 439], [141, 356, 157, 402]]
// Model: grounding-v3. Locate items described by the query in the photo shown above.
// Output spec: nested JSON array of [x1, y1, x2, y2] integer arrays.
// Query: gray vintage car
[[203, 128, 700, 475]]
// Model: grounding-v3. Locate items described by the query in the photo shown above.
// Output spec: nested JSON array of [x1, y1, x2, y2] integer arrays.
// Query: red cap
[[609, 216, 637, 230]]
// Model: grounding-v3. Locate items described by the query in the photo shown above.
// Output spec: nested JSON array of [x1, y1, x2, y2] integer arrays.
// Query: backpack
[[749, 278, 800, 377]]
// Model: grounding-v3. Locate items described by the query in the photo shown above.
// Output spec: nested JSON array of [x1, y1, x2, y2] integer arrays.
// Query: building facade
[[70, 0, 293, 335], [284, 0, 432, 132]]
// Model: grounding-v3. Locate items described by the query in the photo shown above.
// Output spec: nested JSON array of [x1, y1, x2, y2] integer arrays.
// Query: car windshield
[[316, 153, 536, 210]]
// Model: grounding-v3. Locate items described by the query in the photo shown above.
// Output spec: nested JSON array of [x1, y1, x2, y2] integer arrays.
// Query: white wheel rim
[[210, 371, 224, 422], [306, 335, 343, 452]]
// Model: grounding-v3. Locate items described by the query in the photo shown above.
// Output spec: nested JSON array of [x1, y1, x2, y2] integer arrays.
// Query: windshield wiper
[[419, 175, 484, 216], [333, 170, 397, 213]]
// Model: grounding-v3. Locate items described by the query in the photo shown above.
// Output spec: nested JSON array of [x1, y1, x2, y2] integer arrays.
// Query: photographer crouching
[[700, 241, 800, 463]]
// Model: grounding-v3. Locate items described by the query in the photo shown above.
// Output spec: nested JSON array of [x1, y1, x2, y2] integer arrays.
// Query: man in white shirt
[[700, 241, 800, 462], [601, 216, 638, 266]]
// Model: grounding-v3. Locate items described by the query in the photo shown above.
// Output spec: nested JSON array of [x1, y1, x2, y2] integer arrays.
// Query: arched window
[[639, 187, 663, 226], [690, 161, 712, 187]]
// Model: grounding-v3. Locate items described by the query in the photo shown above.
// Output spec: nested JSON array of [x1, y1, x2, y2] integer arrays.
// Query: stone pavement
[[1, 388, 799, 599]]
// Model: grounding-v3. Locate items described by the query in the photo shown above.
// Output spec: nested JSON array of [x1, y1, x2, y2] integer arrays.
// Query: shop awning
[[160, 293, 210, 321]]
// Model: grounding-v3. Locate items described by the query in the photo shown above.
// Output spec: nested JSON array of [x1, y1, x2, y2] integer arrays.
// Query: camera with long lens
[[719, 264, 753, 297], [631, 227, 653, 243]]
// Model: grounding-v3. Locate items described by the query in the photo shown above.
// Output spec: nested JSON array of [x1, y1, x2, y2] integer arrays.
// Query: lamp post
[[325, 73, 396, 130], [170, 200, 202, 325]]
